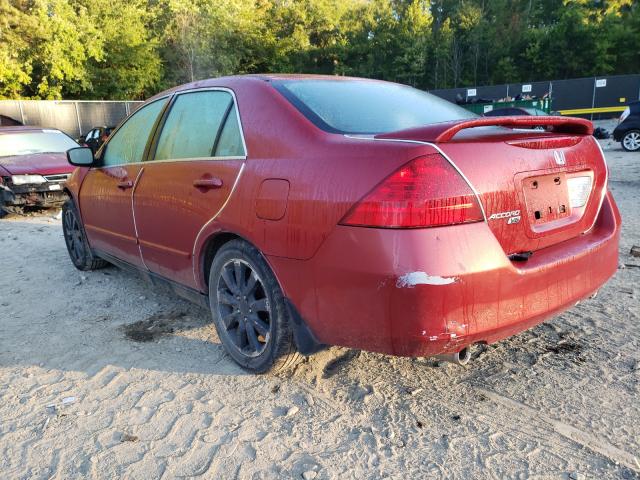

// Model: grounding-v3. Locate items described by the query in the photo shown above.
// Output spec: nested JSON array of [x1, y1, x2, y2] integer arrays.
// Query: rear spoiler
[[375, 116, 593, 143]]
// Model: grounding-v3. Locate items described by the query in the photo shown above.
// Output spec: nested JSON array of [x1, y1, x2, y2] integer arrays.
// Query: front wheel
[[208, 239, 302, 373], [621, 130, 640, 152], [62, 200, 109, 271]]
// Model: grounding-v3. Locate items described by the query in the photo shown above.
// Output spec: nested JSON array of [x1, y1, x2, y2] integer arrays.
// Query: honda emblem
[[553, 150, 566, 165]]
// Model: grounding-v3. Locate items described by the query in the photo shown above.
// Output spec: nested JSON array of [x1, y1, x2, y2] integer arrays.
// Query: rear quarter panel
[[193, 79, 428, 289]]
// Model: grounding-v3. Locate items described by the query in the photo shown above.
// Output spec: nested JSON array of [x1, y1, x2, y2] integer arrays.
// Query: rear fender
[[191, 219, 258, 292], [192, 225, 325, 355]]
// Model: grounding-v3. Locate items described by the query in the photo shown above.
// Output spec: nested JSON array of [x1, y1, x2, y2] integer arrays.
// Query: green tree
[[0, 0, 34, 98], [339, 0, 432, 87], [83, 0, 162, 99], [1, 0, 640, 99], [0, 0, 101, 99], [160, 0, 260, 87]]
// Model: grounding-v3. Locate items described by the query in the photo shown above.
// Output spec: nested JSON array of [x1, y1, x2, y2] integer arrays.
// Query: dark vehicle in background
[[79, 126, 114, 154], [484, 107, 550, 117], [613, 102, 640, 152], [0, 126, 78, 216]]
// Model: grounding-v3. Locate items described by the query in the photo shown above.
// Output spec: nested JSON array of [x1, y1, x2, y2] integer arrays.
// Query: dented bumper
[[269, 191, 621, 357], [0, 178, 69, 211]]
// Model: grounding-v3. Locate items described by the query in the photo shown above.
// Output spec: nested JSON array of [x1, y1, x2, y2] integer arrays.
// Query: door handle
[[117, 180, 134, 189], [193, 178, 223, 189]]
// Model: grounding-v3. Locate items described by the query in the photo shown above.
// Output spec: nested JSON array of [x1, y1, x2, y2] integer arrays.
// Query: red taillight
[[340, 154, 484, 228]]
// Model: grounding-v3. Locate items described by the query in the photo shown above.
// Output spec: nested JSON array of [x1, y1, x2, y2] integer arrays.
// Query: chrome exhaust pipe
[[436, 346, 471, 366]]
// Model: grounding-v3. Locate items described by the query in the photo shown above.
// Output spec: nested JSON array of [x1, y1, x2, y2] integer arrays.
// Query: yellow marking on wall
[[559, 106, 627, 115]]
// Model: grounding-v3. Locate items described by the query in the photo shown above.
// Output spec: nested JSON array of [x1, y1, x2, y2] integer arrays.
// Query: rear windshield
[[0, 130, 78, 158], [273, 79, 475, 135]]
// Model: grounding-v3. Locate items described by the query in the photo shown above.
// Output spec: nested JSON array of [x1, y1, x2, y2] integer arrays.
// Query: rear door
[[133, 89, 246, 288], [79, 98, 168, 267]]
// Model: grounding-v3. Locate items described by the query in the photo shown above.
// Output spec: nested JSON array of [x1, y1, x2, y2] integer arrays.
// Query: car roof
[[144, 74, 398, 104], [248, 73, 382, 82], [0, 126, 59, 134]]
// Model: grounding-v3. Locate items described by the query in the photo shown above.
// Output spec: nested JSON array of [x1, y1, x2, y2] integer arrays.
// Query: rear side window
[[274, 80, 475, 135], [154, 90, 244, 160], [214, 104, 244, 157], [102, 98, 167, 166]]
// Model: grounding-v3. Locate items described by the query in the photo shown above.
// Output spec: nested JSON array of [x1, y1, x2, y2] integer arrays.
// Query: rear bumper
[[269, 191, 621, 357]]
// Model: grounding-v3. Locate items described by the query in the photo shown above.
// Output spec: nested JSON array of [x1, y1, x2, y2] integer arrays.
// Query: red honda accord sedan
[[62, 75, 620, 373]]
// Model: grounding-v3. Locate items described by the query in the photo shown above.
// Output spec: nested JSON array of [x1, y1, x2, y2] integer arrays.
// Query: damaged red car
[[62, 75, 621, 373], [0, 126, 78, 217]]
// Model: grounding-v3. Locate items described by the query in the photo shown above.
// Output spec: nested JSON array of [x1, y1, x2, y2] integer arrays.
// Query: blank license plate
[[522, 173, 570, 225]]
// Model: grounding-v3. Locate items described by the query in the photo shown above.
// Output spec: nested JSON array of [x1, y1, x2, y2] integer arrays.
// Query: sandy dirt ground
[[1, 129, 639, 479]]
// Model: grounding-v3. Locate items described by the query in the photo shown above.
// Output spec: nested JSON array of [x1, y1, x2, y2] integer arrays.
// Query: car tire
[[621, 130, 640, 152], [62, 199, 109, 271], [208, 239, 302, 373]]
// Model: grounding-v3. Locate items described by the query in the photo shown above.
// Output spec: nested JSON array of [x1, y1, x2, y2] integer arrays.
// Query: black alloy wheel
[[63, 207, 85, 264], [216, 258, 272, 357], [208, 239, 301, 373], [61, 200, 108, 271]]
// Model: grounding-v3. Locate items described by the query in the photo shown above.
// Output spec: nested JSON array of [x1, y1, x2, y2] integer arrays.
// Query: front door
[[79, 98, 169, 267], [133, 89, 246, 288]]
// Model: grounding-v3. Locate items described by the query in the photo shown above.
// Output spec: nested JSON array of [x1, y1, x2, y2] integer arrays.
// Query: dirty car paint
[[64, 75, 621, 359]]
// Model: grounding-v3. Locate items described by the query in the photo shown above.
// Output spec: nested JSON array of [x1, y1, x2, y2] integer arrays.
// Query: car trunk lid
[[376, 117, 607, 255]]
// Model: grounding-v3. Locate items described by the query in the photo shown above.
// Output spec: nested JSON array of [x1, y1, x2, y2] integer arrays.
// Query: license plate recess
[[522, 172, 570, 229]]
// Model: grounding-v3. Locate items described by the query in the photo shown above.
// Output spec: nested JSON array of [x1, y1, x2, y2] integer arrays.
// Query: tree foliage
[[0, 0, 638, 99]]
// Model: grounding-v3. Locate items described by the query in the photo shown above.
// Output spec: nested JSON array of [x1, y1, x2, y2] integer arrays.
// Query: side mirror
[[67, 147, 96, 167]]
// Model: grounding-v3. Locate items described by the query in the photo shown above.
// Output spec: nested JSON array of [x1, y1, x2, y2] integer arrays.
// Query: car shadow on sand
[[0, 218, 602, 385]]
